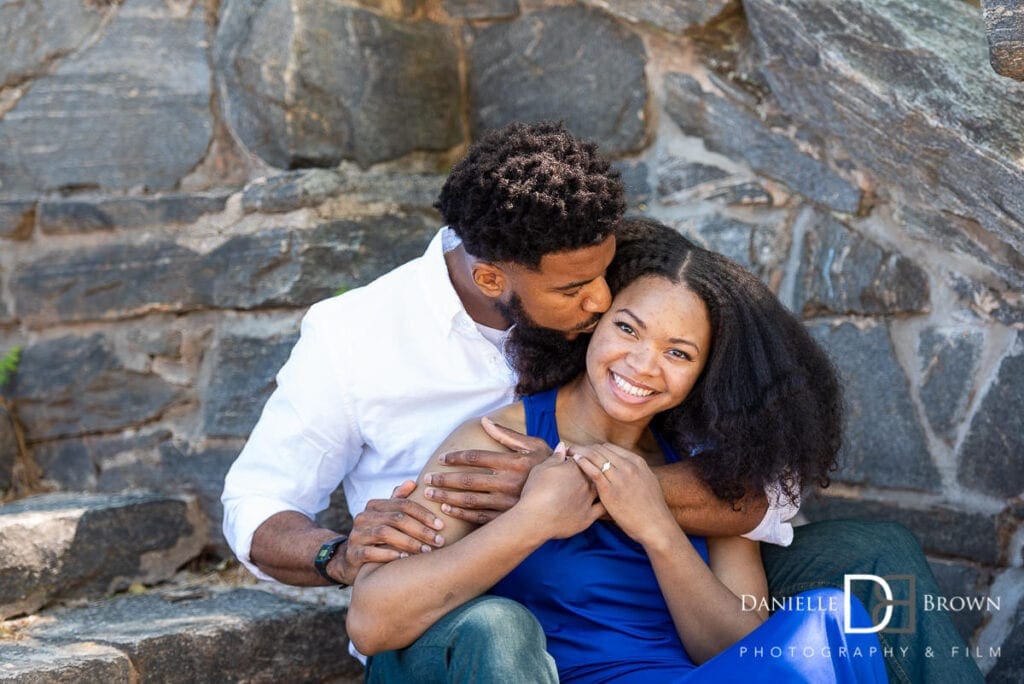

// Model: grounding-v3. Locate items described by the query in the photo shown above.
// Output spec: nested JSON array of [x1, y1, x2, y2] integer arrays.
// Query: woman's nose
[[626, 345, 658, 375]]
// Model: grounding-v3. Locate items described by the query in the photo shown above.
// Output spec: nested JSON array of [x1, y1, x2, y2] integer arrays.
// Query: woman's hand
[[571, 442, 678, 548], [515, 444, 606, 540]]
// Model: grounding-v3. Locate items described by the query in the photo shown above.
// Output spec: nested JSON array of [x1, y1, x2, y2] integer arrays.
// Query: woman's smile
[[608, 370, 658, 401]]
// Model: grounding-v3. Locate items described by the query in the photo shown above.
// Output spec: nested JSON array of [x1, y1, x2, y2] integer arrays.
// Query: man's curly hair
[[508, 217, 842, 508], [435, 121, 625, 268]]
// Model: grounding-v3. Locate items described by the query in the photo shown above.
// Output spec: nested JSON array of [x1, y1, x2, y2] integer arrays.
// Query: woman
[[347, 219, 887, 682]]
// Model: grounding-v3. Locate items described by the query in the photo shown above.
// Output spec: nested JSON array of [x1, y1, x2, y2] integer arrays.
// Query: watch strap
[[314, 535, 349, 586]]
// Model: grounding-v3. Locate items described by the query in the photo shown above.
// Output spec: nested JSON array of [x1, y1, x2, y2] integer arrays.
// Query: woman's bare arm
[[346, 412, 603, 655], [574, 446, 768, 664]]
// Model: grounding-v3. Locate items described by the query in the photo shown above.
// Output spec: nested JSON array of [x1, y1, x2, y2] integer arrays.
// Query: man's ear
[[471, 261, 507, 299]]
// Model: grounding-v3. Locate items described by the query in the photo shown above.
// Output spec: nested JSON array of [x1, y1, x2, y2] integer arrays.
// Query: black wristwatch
[[314, 535, 349, 587]]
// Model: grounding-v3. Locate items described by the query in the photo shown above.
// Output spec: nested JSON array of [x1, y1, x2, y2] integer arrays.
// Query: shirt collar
[[420, 226, 472, 334]]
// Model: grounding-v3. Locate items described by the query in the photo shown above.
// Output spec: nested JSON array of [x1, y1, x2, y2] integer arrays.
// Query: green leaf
[[0, 346, 21, 390]]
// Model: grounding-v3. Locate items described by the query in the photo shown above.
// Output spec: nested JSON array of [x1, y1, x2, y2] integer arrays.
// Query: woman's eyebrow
[[620, 308, 701, 353]]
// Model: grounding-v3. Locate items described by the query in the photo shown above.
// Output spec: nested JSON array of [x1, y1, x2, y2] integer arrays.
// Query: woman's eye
[[668, 349, 691, 361], [615, 322, 636, 336]]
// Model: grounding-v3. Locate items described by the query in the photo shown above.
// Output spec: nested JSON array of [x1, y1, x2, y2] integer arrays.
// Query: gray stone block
[[99, 442, 240, 555], [241, 170, 345, 214], [0, 0, 212, 193], [959, 342, 1024, 499], [203, 332, 299, 439], [978, 567, 1024, 681], [664, 73, 862, 214], [948, 272, 1024, 328], [656, 159, 730, 199], [443, 0, 518, 19], [809, 322, 941, 492], [0, 0, 108, 88], [38, 433, 239, 553], [612, 161, 652, 207], [0, 406, 15, 495], [9, 335, 182, 441], [12, 215, 437, 325], [216, 0, 460, 168], [0, 640, 134, 684], [802, 494, 1001, 565], [983, 0, 1024, 80], [928, 557, 992, 642], [705, 182, 774, 207], [795, 212, 930, 316], [0, 492, 205, 619], [35, 431, 173, 493], [468, 6, 648, 155], [918, 328, 984, 441], [580, 0, 732, 33], [744, 0, 1024, 292], [18, 588, 362, 683], [37, 193, 231, 235], [690, 214, 759, 270], [0, 201, 35, 240]]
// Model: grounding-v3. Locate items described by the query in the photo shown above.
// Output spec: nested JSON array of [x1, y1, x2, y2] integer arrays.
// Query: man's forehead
[[536, 234, 616, 281]]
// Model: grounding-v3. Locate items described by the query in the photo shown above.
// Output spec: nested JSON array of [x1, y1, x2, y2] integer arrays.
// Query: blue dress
[[489, 388, 888, 683]]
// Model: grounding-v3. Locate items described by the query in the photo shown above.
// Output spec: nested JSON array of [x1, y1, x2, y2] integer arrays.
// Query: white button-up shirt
[[222, 228, 795, 582]]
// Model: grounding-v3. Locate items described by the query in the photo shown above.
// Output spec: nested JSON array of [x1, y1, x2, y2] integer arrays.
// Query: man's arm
[[249, 482, 446, 586], [427, 419, 770, 538], [222, 301, 447, 586]]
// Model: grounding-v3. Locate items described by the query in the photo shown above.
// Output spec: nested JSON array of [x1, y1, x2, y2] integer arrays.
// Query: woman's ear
[[471, 261, 507, 299]]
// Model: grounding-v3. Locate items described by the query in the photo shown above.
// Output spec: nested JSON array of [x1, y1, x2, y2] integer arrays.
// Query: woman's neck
[[557, 374, 653, 453]]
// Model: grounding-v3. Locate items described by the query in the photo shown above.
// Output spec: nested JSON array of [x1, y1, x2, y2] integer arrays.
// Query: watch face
[[316, 546, 332, 563]]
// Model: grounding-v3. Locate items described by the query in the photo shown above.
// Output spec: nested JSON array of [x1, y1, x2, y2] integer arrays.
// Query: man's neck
[[444, 244, 510, 330]]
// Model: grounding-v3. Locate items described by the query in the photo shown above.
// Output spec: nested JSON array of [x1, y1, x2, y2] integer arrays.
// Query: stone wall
[[0, 0, 1021, 677]]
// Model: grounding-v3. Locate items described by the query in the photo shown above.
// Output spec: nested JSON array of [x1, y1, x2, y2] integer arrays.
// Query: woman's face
[[585, 276, 712, 424]]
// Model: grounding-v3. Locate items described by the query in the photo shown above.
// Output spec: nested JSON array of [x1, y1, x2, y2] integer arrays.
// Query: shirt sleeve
[[221, 300, 364, 580], [741, 482, 800, 547]]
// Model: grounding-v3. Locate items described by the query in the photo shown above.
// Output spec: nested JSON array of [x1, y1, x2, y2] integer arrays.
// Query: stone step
[[0, 492, 205, 620], [0, 586, 362, 683]]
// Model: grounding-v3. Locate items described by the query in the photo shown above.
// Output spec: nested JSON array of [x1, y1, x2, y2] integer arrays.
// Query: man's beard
[[499, 293, 594, 397]]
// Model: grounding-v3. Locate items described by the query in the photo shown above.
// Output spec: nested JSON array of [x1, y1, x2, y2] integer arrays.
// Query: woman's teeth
[[612, 372, 654, 398]]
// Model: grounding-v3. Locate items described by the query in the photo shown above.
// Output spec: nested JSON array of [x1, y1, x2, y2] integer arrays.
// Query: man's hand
[[332, 480, 446, 584], [421, 417, 551, 524]]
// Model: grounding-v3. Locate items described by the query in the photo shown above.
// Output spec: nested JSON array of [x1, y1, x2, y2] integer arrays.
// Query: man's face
[[500, 235, 616, 338]]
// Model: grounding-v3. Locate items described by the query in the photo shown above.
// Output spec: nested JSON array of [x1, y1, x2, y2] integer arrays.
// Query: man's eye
[[562, 289, 582, 298]]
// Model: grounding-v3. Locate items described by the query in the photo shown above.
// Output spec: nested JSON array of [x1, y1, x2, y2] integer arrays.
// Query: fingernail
[[441, 503, 452, 514], [434, 534, 444, 545], [554, 441, 566, 456], [425, 487, 435, 499], [421, 544, 431, 553], [572, 453, 581, 462], [425, 473, 434, 485], [439, 453, 448, 464], [400, 552, 409, 558], [433, 517, 443, 529], [482, 416, 494, 426]]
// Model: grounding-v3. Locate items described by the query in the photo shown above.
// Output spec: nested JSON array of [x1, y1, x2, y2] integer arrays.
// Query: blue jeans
[[364, 595, 557, 684], [762, 519, 984, 684]]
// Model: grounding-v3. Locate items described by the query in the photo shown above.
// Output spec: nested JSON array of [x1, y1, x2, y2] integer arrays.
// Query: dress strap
[[521, 388, 561, 450]]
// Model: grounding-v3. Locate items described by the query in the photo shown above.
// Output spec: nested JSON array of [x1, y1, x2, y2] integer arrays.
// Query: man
[[222, 122, 980, 683]]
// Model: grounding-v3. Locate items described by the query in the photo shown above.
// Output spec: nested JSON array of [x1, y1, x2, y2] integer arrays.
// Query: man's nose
[[581, 277, 611, 314]]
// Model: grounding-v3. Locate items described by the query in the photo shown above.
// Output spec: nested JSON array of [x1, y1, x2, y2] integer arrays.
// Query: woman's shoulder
[[433, 401, 527, 454]]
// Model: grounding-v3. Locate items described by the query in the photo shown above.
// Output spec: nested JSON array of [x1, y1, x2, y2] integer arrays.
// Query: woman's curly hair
[[510, 217, 842, 507], [435, 121, 625, 268]]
